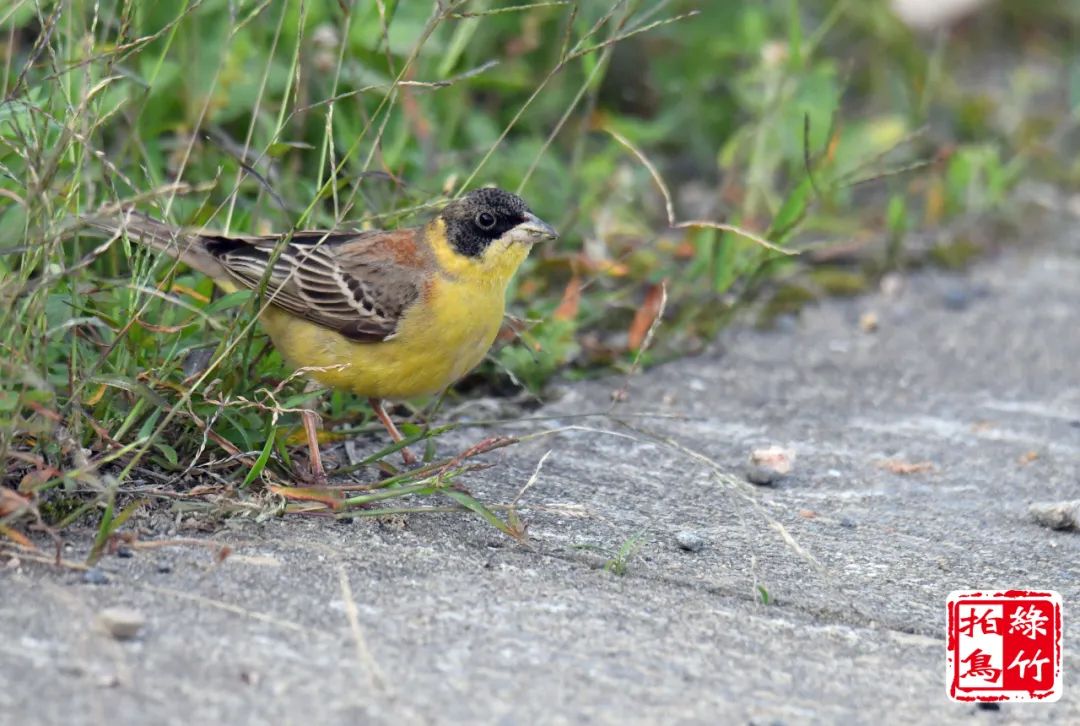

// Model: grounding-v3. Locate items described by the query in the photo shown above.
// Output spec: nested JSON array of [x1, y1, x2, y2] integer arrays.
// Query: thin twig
[[605, 128, 796, 255], [337, 566, 388, 692]]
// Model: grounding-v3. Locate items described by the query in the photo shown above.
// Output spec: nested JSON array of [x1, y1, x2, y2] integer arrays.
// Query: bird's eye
[[476, 211, 496, 230]]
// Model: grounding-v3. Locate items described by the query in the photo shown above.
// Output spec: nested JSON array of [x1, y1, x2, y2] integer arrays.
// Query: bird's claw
[[399, 446, 419, 467]]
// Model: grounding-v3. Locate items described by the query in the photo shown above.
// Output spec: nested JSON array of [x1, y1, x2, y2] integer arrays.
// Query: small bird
[[94, 188, 557, 478]]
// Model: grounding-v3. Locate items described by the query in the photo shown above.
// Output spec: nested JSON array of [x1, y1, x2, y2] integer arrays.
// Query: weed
[[604, 528, 649, 576], [1, 1, 1075, 548], [573, 526, 649, 576]]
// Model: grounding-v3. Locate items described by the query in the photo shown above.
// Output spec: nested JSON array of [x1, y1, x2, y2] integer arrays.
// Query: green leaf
[[266, 141, 314, 158], [886, 193, 907, 235], [768, 178, 811, 242], [154, 441, 179, 467], [786, 0, 803, 67], [443, 489, 517, 539], [241, 426, 278, 488], [1070, 58, 1080, 113], [89, 375, 170, 409], [437, 2, 485, 77], [204, 289, 254, 314]]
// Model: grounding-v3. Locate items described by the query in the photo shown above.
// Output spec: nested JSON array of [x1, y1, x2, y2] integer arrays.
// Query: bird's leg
[[300, 408, 327, 484], [369, 398, 418, 466]]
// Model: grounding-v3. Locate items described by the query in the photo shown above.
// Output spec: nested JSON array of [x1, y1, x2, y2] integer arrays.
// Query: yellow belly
[[257, 274, 505, 400]]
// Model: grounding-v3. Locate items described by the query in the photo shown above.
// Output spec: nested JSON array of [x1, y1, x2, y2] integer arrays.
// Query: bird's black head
[[440, 187, 556, 258]]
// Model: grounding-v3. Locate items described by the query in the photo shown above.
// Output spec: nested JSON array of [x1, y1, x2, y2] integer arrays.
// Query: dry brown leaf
[[169, 283, 210, 303], [26, 401, 62, 422], [86, 383, 108, 406], [673, 240, 696, 259], [18, 469, 58, 492], [269, 484, 343, 509], [877, 459, 936, 475], [0, 524, 34, 549], [0, 489, 32, 517], [552, 275, 581, 322], [628, 282, 666, 352], [1019, 451, 1039, 465]]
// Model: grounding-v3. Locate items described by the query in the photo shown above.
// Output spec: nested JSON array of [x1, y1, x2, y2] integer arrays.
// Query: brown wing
[[201, 229, 428, 342]]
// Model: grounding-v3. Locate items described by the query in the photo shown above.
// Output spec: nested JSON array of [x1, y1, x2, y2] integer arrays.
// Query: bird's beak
[[510, 212, 558, 244]]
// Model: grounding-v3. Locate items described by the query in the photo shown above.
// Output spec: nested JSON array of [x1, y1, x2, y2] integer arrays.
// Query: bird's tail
[[84, 209, 227, 279]]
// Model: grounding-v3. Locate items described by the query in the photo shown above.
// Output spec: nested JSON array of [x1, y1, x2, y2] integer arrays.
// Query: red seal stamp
[[947, 590, 1062, 702]]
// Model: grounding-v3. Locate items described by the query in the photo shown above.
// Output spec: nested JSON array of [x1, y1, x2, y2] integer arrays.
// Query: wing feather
[[201, 229, 427, 342]]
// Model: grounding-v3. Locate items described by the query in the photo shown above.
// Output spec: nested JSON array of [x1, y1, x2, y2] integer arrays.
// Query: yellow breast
[[257, 220, 531, 401]]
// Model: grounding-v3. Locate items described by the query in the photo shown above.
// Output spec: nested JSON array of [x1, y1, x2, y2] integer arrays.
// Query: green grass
[[1, 0, 1077, 551]]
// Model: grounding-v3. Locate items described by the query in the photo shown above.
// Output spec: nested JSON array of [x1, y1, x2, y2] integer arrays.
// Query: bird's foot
[[298, 407, 329, 485], [295, 468, 328, 484], [369, 398, 421, 468], [399, 446, 419, 467], [293, 461, 329, 487]]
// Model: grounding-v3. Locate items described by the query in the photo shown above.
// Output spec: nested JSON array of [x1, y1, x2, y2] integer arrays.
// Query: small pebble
[[116, 546, 133, 559], [839, 516, 857, 529], [859, 311, 879, 333], [1029, 500, 1080, 531], [82, 568, 110, 585], [156, 563, 173, 574], [97, 607, 145, 640], [746, 446, 795, 485], [880, 272, 904, 298], [942, 287, 972, 311], [773, 315, 799, 334], [976, 701, 1001, 711], [674, 531, 705, 552]]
